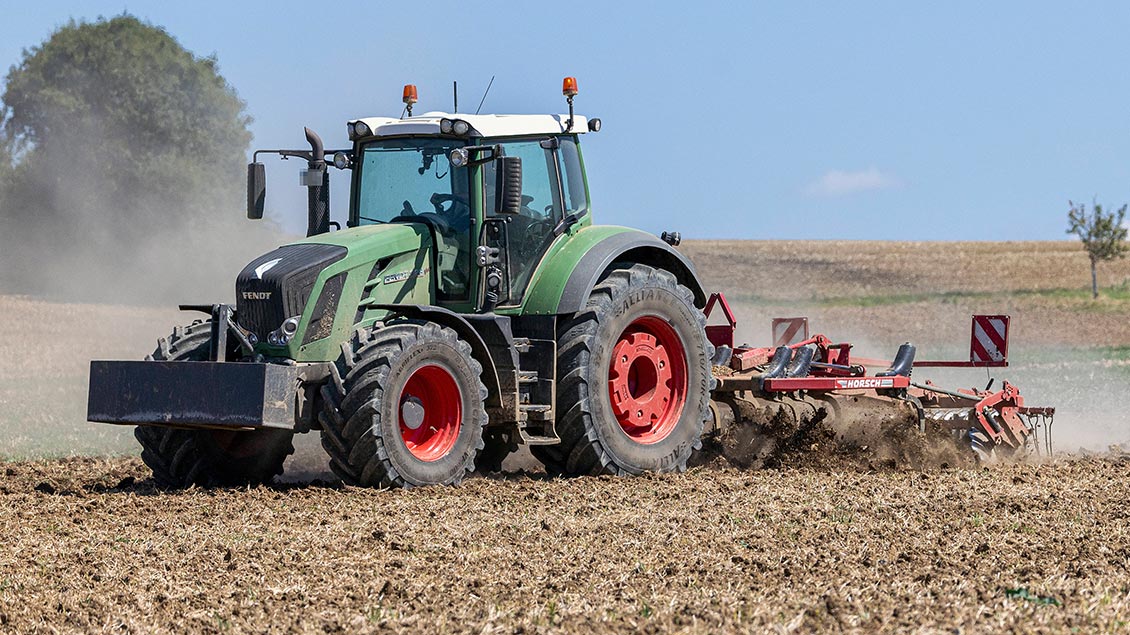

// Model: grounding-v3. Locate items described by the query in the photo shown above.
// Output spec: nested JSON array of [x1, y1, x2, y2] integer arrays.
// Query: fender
[[373, 304, 506, 409], [515, 226, 707, 316]]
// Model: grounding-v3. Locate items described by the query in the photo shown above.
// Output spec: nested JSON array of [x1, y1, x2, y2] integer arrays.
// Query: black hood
[[235, 243, 346, 340]]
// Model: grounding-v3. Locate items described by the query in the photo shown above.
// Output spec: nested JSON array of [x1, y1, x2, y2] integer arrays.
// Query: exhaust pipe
[[304, 127, 330, 237]]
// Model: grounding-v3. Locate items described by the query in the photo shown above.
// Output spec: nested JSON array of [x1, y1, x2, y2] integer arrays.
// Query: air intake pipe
[[304, 127, 330, 237]]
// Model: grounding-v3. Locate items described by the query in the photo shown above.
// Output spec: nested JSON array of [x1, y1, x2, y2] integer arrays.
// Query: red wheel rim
[[399, 364, 463, 461], [607, 316, 688, 444]]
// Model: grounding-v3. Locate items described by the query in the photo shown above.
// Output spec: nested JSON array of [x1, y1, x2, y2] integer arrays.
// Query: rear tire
[[544, 264, 712, 476], [319, 321, 487, 488], [134, 321, 295, 489]]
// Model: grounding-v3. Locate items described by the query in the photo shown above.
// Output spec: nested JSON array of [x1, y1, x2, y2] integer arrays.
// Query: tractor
[[89, 78, 715, 488], [88, 77, 1053, 488]]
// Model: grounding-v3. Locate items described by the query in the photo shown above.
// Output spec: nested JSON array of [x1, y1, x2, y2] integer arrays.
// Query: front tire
[[319, 321, 487, 488], [134, 321, 295, 489], [547, 264, 713, 476]]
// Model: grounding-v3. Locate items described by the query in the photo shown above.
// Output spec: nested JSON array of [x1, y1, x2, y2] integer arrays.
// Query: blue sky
[[3, 1, 1128, 240]]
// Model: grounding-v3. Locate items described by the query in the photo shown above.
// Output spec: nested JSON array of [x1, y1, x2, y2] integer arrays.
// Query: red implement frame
[[703, 293, 736, 349], [772, 317, 809, 347], [912, 380, 1036, 449], [704, 297, 1009, 378]]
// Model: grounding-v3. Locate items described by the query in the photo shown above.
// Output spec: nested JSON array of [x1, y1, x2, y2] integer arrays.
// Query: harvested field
[[680, 240, 1130, 350], [681, 240, 1130, 302], [1, 456, 1128, 633]]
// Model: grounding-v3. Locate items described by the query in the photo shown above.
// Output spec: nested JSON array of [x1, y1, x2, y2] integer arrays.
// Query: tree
[[1066, 199, 1128, 299], [0, 15, 280, 303]]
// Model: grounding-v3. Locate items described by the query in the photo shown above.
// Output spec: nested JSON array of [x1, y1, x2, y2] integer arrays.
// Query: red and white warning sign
[[970, 315, 1009, 364], [771, 317, 809, 347]]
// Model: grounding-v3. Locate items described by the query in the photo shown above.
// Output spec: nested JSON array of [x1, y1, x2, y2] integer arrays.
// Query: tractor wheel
[[319, 321, 487, 488], [530, 445, 567, 477], [546, 263, 713, 476], [134, 321, 295, 489]]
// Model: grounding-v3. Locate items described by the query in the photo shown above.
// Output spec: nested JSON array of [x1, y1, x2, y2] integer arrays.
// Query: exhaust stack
[[303, 127, 330, 237]]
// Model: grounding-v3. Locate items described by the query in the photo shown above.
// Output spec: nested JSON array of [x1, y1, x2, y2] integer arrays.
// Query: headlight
[[281, 317, 300, 338], [452, 119, 470, 136], [352, 121, 372, 138], [268, 316, 302, 346], [587, 118, 602, 132], [449, 148, 469, 168], [347, 122, 356, 138], [440, 118, 454, 134], [332, 152, 351, 170]]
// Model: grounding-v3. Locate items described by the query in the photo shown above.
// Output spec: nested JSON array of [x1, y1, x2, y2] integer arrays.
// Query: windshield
[[354, 138, 470, 225]]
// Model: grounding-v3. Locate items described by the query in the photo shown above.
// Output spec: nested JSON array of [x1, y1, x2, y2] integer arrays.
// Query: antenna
[[475, 75, 495, 115], [453, 80, 458, 113]]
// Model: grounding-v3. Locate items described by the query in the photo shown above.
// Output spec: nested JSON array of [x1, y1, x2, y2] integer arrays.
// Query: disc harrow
[[702, 293, 1055, 462]]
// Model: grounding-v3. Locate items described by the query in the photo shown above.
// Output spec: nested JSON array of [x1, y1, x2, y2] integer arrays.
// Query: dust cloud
[[0, 143, 289, 307]]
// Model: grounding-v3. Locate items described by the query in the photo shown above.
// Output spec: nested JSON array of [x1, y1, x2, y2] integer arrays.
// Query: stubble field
[[1, 240, 1128, 633]]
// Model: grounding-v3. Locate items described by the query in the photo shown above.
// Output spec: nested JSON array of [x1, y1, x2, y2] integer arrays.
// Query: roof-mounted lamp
[[562, 76, 578, 131], [403, 84, 418, 117]]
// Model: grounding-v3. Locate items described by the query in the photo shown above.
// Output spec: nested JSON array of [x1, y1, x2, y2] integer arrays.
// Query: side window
[[485, 140, 562, 221], [557, 136, 589, 215]]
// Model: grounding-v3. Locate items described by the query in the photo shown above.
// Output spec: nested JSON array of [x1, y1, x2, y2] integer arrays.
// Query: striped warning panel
[[970, 315, 1009, 363], [771, 317, 808, 347]]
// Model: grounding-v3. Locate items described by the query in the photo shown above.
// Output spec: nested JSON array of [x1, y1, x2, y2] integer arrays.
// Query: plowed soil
[[1, 456, 1127, 634], [2, 239, 1128, 632]]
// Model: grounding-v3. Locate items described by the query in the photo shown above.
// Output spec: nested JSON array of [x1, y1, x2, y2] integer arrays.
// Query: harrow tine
[[1017, 410, 1055, 457]]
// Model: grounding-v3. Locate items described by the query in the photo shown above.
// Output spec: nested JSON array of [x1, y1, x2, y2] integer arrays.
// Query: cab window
[[354, 138, 472, 301], [485, 139, 562, 222], [557, 136, 589, 215]]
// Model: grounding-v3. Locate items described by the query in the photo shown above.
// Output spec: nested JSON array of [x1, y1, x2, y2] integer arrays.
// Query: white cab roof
[[349, 112, 589, 139]]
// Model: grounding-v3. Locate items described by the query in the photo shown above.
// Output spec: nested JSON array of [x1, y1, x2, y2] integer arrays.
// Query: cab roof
[[349, 112, 590, 140]]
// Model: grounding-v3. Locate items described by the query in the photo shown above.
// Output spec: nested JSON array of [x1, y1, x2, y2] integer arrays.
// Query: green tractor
[[88, 78, 713, 488]]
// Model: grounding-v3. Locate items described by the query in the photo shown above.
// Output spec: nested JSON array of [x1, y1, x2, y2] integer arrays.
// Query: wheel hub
[[607, 316, 688, 444], [401, 396, 425, 430]]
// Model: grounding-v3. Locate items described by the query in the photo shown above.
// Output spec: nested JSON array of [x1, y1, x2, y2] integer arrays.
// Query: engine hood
[[290, 222, 432, 260], [236, 223, 433, 348]]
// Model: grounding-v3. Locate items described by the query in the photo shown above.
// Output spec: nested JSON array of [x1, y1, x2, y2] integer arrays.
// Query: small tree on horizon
[[1066, 199, 1128, 299]]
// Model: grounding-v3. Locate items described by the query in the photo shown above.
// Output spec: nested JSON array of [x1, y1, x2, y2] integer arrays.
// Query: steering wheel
[[524, 215, 556, 236], [391, 200, 454, 236], [395, 213, 452, 236], [430, 192, 469, 216]]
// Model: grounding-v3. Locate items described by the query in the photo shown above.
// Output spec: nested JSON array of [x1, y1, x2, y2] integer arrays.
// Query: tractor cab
[[341, 108, 597, 312], [247, 79, 599, 315]]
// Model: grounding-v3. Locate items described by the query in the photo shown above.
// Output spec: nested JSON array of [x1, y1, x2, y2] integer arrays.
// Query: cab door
[[480, 136, 576, 308]]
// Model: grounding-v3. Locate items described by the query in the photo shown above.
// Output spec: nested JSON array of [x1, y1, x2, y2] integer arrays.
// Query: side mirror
[[494, 156, 522, 215], [247, 162, 266, 219]]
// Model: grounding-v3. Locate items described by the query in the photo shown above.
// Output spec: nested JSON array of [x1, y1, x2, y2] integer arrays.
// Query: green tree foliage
[[1066, 199, 1128, 299], [0, 15, 279, 302]]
